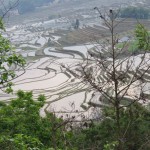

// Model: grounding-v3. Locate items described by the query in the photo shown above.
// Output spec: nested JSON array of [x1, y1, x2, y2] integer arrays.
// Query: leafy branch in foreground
[[0, 18, 25, 93], [0, 91, 74, 150]]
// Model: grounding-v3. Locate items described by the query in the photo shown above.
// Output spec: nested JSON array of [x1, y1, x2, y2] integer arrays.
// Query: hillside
[[0, 0, 150, 149]]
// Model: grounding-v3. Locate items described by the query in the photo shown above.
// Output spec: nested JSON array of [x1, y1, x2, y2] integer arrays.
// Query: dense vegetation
[[0, 91, 149, 150], [119, 6, 150, 19], [0, 91, 72, 149]]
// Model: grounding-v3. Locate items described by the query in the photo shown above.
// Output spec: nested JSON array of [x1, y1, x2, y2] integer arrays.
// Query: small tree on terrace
[[66, 8, 150, 149], [135, 23, 150, 50]]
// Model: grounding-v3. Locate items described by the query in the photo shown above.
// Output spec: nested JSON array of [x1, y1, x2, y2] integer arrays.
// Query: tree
[[0, 134, 44, 150], [0, 90, 76, 150], [0, 91, 46, 149], [74, 19, 80, 29], [64, 8, 150, 149], [135, 23, 150, 50], [70, 103, 150, 150], [119, 7, 150, 19], [0, 19, 25, 93]]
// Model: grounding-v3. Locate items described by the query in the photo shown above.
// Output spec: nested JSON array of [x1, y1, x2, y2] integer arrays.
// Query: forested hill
[[1, 0, 55, 15], [6, 0, 79, 15], [5, 0, 124, 15], [17, 0, 55, 14], [4, 0, 146, 15]]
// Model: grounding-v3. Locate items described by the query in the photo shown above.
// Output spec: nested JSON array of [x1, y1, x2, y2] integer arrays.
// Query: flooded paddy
[[1, 0, 150, 120]]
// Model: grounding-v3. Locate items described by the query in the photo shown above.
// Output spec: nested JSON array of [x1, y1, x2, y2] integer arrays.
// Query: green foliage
[[119, 7, 150, 19], [117, 24, 150, 52], [0, 92, 149, 150], [0, 18, 5, 30], [128, 40, 139, 52], [0, 91, 73, 149], [103, 141, 119, 150], [0, 19, 25, 93], [0, 91, 46, 149], [99, 104, 150, 149], [0, 134, 43, 150], [70, 103, 150, 150], [135, 24, 150, 50]]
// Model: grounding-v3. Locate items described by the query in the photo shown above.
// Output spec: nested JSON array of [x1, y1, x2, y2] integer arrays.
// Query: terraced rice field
[[0, 23, 104, 119], [1, 16, 150, 120]]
